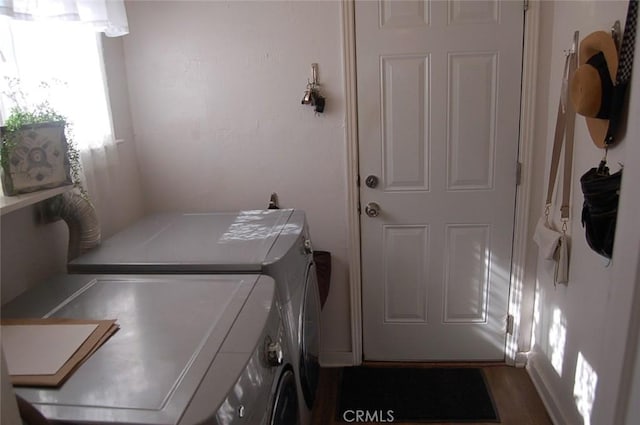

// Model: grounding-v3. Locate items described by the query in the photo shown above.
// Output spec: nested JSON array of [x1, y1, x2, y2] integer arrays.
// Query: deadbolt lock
[[365, 175, 379, 188]]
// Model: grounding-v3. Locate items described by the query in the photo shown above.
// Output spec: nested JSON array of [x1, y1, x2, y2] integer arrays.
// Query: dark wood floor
[[311, 365, 552, 425]]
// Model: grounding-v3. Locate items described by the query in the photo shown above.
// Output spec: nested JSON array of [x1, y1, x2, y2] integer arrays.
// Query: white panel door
[[358, 0, 524, 361]]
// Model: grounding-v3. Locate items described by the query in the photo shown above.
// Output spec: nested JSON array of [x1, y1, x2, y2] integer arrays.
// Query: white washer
[[2, 273, 299, 425], [68, 209, 321, 425]]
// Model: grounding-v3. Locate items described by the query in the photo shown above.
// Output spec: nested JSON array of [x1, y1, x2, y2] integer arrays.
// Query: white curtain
[[0, 0, 128, 36], [0, 1, 128, 201]]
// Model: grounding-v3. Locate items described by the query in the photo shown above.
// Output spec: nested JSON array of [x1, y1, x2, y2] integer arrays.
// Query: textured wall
[[121, 1, 352, 355], [527, 1, 640, 424]]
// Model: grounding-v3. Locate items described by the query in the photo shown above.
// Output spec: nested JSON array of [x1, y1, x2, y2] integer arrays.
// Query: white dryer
[[2, 273, 299, 425], [68, 209, 321, 425]]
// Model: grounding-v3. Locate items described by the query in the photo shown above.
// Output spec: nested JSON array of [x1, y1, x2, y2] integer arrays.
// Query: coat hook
[[311, 63, 319, 87], [301, 63, 325, 113], [611, 20, 621, 52], [565, 30, 579, 56]]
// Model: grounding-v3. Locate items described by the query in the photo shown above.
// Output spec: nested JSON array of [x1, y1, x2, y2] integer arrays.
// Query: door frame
[[341, 0, 542, 366]]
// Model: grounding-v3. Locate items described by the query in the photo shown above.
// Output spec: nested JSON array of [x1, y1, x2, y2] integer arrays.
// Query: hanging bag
[[534, 33, 578, 286], [571, 0, 636, 258], [580, 163, 622, 259]]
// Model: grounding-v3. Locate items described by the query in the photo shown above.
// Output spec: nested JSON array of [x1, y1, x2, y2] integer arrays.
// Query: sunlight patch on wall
[[549, 307, 566, 375], [573, 352, 598, 425]]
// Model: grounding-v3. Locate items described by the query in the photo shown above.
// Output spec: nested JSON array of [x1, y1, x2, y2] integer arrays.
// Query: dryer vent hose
[[46, 191, 101, 261]]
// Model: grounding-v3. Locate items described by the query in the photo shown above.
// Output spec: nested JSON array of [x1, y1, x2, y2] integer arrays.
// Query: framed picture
[[1, 121, 73, 196]]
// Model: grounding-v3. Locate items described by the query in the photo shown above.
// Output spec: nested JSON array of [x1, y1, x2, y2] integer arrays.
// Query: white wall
[[1, 207, 68, 303], [120, 0, 352, 356], [527, 1, 640, 424], [0, 35, 145, 304], [624, 324, 640, 424]]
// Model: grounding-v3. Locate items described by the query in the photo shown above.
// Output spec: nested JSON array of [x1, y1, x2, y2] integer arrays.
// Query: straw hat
[[570, 31, 619, 148]]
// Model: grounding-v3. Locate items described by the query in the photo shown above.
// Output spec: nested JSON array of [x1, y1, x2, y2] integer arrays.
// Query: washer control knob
[[265, 338, 284, 367]]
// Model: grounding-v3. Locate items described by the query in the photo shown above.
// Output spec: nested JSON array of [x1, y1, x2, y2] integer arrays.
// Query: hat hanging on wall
[[570, 31, 619, 148]]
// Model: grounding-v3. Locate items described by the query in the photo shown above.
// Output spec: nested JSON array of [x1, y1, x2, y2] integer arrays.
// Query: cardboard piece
[[3, 324, 99, 375], [1, 318, 119, 387]]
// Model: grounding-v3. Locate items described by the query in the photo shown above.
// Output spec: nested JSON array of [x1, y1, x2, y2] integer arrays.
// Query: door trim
[[341, 0, 363, 366], [342, 0, 541, 366], [506, 0, 541, 366]]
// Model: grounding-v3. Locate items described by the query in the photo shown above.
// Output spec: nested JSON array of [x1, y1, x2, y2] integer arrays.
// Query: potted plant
[[1, 78, 83, 196]]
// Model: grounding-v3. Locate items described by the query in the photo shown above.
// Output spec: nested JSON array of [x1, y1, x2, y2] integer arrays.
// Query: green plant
[[1, 77, 85, 196]]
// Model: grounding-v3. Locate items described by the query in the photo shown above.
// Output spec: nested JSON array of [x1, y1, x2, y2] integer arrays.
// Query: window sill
[[0, 185, 73, 216]]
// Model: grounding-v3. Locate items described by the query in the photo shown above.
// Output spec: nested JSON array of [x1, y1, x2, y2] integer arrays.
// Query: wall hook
[[311, 63, 319, 87], [301, 63, 325, 113], [564, 30, 579, 56], [611, 20, 621, 52]]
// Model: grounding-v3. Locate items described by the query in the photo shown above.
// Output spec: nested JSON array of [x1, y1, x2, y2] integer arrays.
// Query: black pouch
[[580, 163, 622, 259]]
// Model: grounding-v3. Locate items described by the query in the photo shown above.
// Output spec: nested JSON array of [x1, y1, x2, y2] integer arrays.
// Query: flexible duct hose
[[46, 192, 101, 261]]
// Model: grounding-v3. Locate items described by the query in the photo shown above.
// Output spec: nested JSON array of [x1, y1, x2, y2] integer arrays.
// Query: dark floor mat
[[336, 367, 499, 423]]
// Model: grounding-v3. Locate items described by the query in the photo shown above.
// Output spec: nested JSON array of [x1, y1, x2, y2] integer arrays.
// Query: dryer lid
[[69, 210, 295, 273], [4, 273, 276, 425]]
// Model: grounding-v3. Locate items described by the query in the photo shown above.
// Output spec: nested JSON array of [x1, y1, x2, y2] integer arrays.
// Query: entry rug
[[336, 367, 499, 423]]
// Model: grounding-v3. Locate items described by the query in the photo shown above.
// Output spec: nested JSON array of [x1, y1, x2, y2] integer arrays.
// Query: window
[[0, 17, 113, 150]]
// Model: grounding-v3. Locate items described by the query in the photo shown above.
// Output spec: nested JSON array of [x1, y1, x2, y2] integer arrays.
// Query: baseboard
[[526, 356, 576, 425], [320, 351, 357, 367], [515, 351, 530, 368]]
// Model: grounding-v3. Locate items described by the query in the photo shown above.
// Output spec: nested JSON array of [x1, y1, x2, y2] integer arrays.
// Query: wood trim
[[505, 0, 541, 366], [341, 0, 362, 366]]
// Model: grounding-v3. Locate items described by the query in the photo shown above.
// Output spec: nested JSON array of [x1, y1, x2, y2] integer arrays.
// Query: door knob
[[364, 202, 381, 217]]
